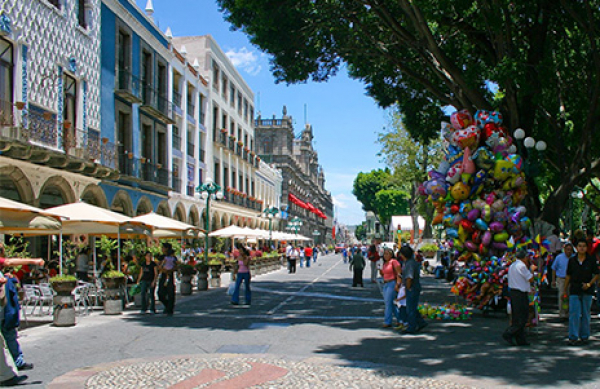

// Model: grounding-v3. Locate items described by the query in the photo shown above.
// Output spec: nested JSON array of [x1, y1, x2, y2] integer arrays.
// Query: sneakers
[[0, 375, 27, 386], [18, 363, 33, 371], [568, 339, 579, 346], [394, 324, 407, 331], [502, 332, 515, 346]]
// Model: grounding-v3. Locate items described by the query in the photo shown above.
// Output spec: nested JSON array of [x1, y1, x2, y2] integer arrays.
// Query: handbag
[[130, 283, 141, 296]]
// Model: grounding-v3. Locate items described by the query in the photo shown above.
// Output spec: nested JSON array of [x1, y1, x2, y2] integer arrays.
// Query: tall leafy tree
[[373, 189, 410, 230], [218, 0, 600, 226], [378, 111, 444, 238], [352, 169, 391, 214]]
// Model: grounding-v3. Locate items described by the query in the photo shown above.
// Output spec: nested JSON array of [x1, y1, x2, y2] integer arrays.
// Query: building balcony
[[228, 137, 235, 152], [0, 102, 117, 177], [221, 191, 263, 211], [187, 101, 195, 118], [115, 69, 142, 103], [187, 141, 194, 157], [172, 91, 182, 108], [140, 85, 175, 124], [199, 148, 205, 163], [187, 185, 195, 197]]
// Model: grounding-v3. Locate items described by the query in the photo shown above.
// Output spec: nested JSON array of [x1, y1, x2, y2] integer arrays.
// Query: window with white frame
[[0, 39, 13, 126]]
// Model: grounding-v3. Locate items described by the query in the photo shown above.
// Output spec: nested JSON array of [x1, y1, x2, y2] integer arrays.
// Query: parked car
[[334, 244, 345, 253]]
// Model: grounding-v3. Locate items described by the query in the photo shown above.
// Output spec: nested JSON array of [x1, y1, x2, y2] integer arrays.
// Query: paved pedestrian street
[[18, 254, 600, 388]]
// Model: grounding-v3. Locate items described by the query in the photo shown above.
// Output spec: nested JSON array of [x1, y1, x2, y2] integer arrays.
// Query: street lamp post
[[263, 206, 279, 249], [287, 217, 303, 242], [197, 178, 224, 265], [312, 230, 321, 245], [570, 187, 585, 238], [512, 128, 547, 178]]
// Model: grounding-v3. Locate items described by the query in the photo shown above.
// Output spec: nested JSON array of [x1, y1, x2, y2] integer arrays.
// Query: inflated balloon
[[506, 154, 523, 172], [474, 218, 488, 231], [450, 204, 460, 214], [452, 214, 463, 226], [465, 241, 478, 252], [520, 217, 532, 231], [451, 182, 470, 201], [458, 225, 469, 241], [486, 193, 496, 205], [447, 228, 459, 239], [473, 147, 495, 170], [432, 212, 444, 225], [453, 125, 481, 150], [493, 136, 512, 155], [467, 208, 481, 222], [441, 121, 455, 144], [459, 201, 473, 216], [462, 147, 476, 174], [507, 223, 521, 235], [483, 122, 507, 141], [492, 242, 508, 251], [472, 231, 482, 243], [493, 159, 515, 182], [482, 230, 492, 246], [446, 164, 463, 185], [491, 199, 505, 212], [474, 110, 503, 128], [494, 231, 509, 242], [489, 222, 505, 233], [510, 211, 522, 224], [482, 205, 492, 222], [437, 160, 450, 176], [493, 210, 509, 224], [472, 199, 486, 210], [451, 109, 474, 130], [461, 219, 474, 233], [454, 239, 464, 251]]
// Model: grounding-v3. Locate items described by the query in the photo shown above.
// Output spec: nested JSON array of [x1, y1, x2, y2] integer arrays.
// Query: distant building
[[254, 108, 333, 244]]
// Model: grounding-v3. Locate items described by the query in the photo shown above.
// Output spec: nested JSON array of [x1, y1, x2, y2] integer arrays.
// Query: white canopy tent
[[0, 196, 62, 234], [132, 212, 203, 239], [389, 215, 426, 232]]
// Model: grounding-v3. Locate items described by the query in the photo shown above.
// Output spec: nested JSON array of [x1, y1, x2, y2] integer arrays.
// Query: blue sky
[[136, 0, 388, 226]]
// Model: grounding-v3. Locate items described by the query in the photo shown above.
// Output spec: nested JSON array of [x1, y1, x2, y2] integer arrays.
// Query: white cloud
[[225, 47, 262, 76], [332, 193, 365, 226]]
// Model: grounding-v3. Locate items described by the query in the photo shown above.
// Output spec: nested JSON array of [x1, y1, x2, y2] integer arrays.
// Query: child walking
[[394, 279, 408, 331]]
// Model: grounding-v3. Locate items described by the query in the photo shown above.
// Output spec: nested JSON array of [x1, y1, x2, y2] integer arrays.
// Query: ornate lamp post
[[512, 128, 547, 178], [287, 217, 303, 241], [570, 186, 585, 238], [312, 230, 321, 245], [197, 178, 224, 265], [263, 206, 279, 249]]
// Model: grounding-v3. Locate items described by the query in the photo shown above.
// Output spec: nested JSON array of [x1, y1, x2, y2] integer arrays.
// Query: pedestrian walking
[[342, 247, 348, 263], [312, 246, 318, 263], [304, 246, 312, 268], [75, 247, 90, 282], [349, 250, 365, 287], [367, 244, 380, 283], [565, 239, 599, 345], [137, 252, 158, 314], [394, 280, 408, 331], [288, 245, 299, 274], [379, 248, 401, 328], [399, 245, 427, 334], [157, 243, 178, 315], [299, 246, 305, 268], [551, 243, 573, 320], [286, 243, 293, 273], [503, 250, 534, 346], [231, 246, 252, 306]]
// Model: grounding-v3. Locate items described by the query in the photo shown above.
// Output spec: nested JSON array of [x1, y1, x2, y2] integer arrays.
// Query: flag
[[332, 221, 336, 240]]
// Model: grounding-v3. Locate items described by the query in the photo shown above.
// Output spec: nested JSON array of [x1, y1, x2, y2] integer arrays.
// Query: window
[[230, 85, 235, 106], [63, 73, 77, 131], [222, 75, 228, 100], [250, 107, 254, 122], [212, 61, 219, 92], [0, 39, 13, 126], [78, 0, 87, 28], [117, 30, 131, 70], [243, 99, 249, 121], [237, 127, 241, 141], [199, 94, 205, 125], [237, 93, 242, 114]]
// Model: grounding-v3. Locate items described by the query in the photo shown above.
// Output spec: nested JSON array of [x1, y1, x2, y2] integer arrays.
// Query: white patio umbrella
[[0, 196, 62, 234], [45, 202, 151, 274], [132, 212, 203, 239], [208, 225, 250, 238]]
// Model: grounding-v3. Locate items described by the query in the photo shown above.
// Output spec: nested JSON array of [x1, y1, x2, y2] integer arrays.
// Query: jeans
[[288, 259, 297, 273], [370, 261, 378, 282], [299, 257, 304, 267], [504, 290, 529, 344], [406, 286, 427, 332], [383, 281, 400, 325], [140, 280, 155, 312], [158, 273, 176, 314], [313, 253, 317, 262], [231, 272, 251, 304], [569, 294, 593, 340], [305, 257, 310, 268], [398, 306, 407, 324], [0, 331, 18, 381], [1, 327, 23, 368]]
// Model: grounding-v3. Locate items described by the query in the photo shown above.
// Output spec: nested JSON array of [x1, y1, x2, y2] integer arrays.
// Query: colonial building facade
[[255, 109, 334, 244]]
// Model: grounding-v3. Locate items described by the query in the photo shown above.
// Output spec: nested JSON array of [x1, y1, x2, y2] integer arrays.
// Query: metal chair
[[37, 285, 55, 315], [22, 285, 42, 316], [72, 285, 90, 315]]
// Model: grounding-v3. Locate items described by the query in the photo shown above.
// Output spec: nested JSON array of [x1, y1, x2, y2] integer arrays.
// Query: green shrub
[[419, 243, 439, 253], [102, 270, 125, 279], [49, 275, 77, 283]]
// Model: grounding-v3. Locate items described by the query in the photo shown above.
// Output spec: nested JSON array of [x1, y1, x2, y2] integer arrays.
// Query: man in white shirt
[[285, 243, 293, 273], [503, 250, 534, 346]]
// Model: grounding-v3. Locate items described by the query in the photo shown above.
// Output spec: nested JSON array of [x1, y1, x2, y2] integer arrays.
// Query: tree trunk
[[410, 182, 421, 243]]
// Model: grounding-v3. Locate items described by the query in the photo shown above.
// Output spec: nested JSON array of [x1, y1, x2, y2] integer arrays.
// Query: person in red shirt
[[586, 230, 600, 260], [304, 246, 313, 268]]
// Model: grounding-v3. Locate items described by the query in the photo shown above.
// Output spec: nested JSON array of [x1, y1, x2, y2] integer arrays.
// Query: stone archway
[[80, 184, 108, 208], [0, 165, 34, 204], [156, 201, 170, 217], [188, 206, 200, 227], [111, 190, 134, 216], [173, 203, 186, 222], [136, 196, 153, 216], [38, 176, 76, 209]]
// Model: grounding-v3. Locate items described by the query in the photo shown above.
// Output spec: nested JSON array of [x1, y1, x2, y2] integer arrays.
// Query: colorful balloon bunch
[[418, 303, 473, 320], [420, 109, 532, 306]]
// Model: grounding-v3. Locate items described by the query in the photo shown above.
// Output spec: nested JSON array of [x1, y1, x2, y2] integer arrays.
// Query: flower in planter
[[237, 141, 243, 146], [220, 128, 227, 133]]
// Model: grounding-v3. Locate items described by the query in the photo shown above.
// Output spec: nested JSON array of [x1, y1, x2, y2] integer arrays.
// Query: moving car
[[334, 244, 345, 253]]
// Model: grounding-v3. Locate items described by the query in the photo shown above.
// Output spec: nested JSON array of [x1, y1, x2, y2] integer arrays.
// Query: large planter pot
[[209, 265, 222, 288], [180, 275, 193, 295], [50, 280, 77, 296], [102, 276, 126, 289], [197, 271, 209, 291], [53, 295, 76, 327]]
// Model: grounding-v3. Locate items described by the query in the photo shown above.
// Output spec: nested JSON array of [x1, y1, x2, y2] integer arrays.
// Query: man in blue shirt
[[399, 245, 427, 334], [552, 243, 573, 320]]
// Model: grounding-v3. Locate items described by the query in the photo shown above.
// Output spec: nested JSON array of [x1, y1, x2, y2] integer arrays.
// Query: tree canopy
[[218, 0, 600, 227]]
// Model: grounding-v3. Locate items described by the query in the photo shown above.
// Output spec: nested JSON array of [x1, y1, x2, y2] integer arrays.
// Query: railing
[[27, 105, 58, 147], [199, 111, 205, 126], [228, 138, 235, 151], [199, 148, 205, 162], [255, 119, 283, 127], [116, 69, 142, 101], [0, 98, 14, 126], [235, 143, 242, 156], [219, 132, 227, 145], [141, 162, 170, 187], [187, 141, 194, 157], [187, 101, 195, 117], [222, 194, 262, 211], [172, 131, 181, 150], [141, 84, 174, 122], [172, 91, 182, 108], [118, 149, 136, 177]]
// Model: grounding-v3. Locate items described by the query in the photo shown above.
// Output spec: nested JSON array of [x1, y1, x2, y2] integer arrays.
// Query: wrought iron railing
[[116, 68, 142, 100], [172, 176, 182, 192], [187, 185, 195, 197], [187, 141, 194, 157], [141, 84, 174, 121], [199, 148, 205, 162], [172, 91, 182, 108], [0, 98, 14, 126], [172, 131, 181, 150]]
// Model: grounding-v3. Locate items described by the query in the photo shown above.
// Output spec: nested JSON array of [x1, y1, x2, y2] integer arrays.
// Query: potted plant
[[207, 253, 224, 288], [195, 260, 209, 291], [49, 274, 78, 295], [49, 274, 78, 327], [179, 264, 196, 295], [419, 243, 439, 259]]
